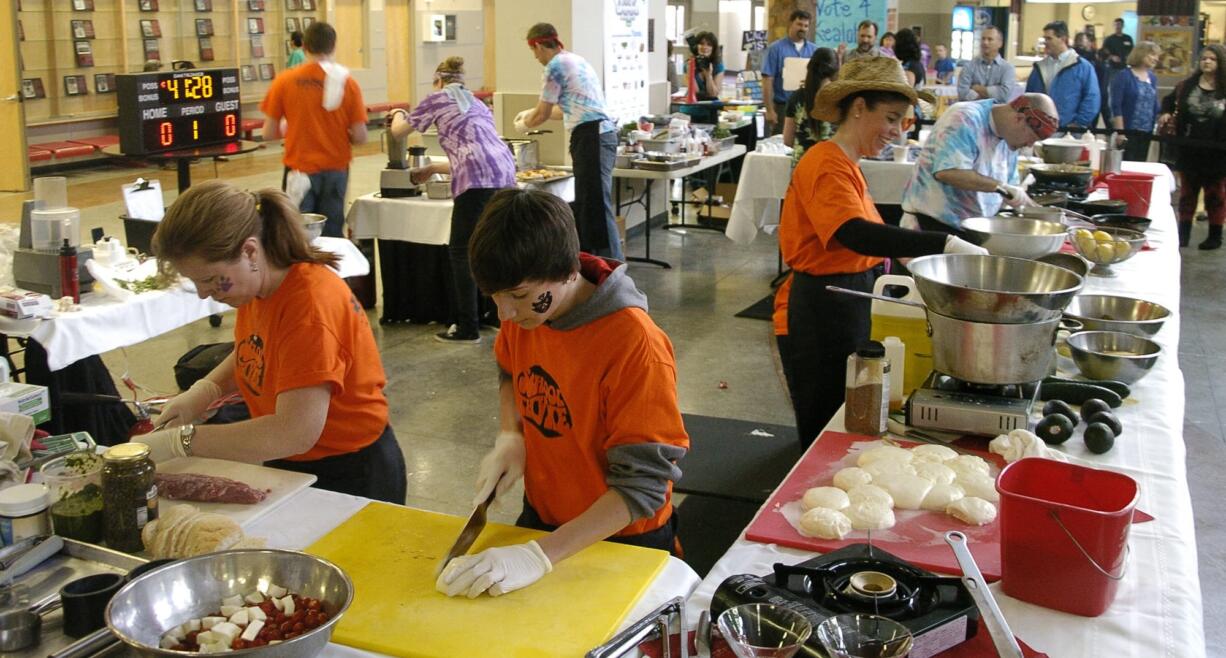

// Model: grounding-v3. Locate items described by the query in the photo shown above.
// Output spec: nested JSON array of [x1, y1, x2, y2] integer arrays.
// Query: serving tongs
[[945, 532, 1024, 658], [586, 596, 689, 658]]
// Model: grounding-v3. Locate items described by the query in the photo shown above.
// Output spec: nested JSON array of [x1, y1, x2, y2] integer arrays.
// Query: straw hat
[[811, 56, 936, 122]]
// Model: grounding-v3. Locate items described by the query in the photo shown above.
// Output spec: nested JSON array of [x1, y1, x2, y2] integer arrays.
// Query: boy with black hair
[[435, 189, 689, 599]]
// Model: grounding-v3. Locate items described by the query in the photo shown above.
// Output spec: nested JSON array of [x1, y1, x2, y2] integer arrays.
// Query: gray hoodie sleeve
[[606, 443, 687, 521]]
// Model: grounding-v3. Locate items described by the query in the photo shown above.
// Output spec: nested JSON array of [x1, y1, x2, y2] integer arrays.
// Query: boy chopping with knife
[[435, 189, 690, 598]]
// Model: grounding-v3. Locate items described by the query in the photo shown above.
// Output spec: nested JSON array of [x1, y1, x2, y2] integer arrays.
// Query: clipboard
[[121, 178, 164, 221]]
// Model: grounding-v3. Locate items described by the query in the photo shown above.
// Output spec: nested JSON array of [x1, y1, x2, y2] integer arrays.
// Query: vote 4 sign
[[116, 69, 242, 155], [812, 0, 888, 49]]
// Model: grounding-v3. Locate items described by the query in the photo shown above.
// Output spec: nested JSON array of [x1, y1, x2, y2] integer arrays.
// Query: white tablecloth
[[0, 238, 369, 371], [725, 152, 915, 244], [691, 162, 1206, 658], [246, 487, 701, 657]]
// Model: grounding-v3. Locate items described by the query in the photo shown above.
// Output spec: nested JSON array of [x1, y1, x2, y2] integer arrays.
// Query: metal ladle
[[0, 593, 62, 651], [945, 532, 1024, 658]]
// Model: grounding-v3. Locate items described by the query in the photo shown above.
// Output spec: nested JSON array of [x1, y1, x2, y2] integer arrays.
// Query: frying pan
[[1029, 163, 1093, 187]]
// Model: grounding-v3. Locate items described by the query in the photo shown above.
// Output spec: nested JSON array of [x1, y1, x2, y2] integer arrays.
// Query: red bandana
[[527, 35, 564, 49], [1009, 96, 1059, 139]]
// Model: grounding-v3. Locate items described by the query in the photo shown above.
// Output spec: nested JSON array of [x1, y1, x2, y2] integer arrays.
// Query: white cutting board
[[157, 457, 317, 529]]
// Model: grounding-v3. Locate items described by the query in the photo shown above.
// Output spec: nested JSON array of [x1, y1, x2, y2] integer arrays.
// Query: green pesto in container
[[49, 483, 104, 543]]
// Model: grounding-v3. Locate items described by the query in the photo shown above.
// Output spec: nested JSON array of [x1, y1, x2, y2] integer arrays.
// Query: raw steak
[[155, 472, 269, 504]]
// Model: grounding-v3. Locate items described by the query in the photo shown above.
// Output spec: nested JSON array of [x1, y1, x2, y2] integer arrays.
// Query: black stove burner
[[1028, 179, 1090, 200], [711, 544, 979, 658]]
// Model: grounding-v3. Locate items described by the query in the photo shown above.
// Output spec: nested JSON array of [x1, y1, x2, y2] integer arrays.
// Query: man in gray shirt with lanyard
[[957, 26, 1018, 103]]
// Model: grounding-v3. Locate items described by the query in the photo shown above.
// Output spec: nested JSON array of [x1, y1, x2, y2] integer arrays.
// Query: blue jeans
[[300, 169, 349, 238], [569, 122, 623, 260]]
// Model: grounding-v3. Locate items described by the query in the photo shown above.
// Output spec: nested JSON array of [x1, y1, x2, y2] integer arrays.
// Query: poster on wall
[[1140, 15, 1196, 81], [742, 30, 766, 51], [603, 0, 649, 126], [75, 40, 94, 67], [811, 0, 889, 49], [71, 20, 95, 39]]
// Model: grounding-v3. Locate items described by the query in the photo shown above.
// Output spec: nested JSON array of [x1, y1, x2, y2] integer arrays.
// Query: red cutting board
[[745, 431, 1007, 581]]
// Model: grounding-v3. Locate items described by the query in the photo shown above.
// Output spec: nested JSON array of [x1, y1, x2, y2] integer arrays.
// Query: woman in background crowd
[[1110, 41, 1160, 163], [783, 48, 839, 160], [1159, 43, 1226, 249], [879, 32, 896, 58], [894, 29, 925, 88]]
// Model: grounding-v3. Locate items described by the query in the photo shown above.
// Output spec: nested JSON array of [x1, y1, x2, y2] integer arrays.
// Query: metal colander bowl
[[905, 254, 1083, 324]]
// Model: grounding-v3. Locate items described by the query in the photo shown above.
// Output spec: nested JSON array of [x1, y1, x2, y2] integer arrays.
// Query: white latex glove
[[154, 379, 222, 428], [513, 109, 533, 134], [130, 427, 188, 463], [944, 235, 989, 256], [472, 431, 526, 506], [435, 540, 553, 598], [999, 183, 1034, 209]]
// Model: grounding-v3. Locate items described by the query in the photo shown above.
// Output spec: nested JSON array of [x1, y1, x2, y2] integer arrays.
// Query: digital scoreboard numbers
[[116, 69, 242, 155]]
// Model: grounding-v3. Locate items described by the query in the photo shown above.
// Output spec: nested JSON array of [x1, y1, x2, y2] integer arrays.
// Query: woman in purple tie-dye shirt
[[390, 56, 516, 343]]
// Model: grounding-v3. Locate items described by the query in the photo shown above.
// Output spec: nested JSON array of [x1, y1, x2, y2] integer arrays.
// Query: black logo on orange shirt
[[236, 333, 266, 396], [517, 365, 572, 439]]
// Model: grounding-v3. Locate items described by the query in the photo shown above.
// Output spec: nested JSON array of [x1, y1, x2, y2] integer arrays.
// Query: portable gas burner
[[1027, 179, 1090, 200], [710, 544, 978, 658], [905, 372, 1038, 437]]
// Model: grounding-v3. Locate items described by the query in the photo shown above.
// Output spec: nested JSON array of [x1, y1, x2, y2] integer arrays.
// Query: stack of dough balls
[[796, 444, 998, 540], [141, 504, 266, 559]]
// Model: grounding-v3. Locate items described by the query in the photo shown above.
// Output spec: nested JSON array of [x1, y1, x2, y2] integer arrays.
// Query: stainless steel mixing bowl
[[905, 254, 1084, 324], [301, 213, 326, 240], [1063, 294, 1170, 337], [1066, 331, 1161, 384], [1036, 252, 1090, 279], [106, 550, 352, 657], [961, 217, 1068, 259]]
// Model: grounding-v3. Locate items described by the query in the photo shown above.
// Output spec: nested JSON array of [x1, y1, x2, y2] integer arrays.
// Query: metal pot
[[928, 311, 1062, 384], [1035, 139, 1086, 164], [961, 217, 1067, 259], [905, 254, 1084, 324]]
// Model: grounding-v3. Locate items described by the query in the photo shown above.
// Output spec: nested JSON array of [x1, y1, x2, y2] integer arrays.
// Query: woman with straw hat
[[780, 57, 987, 448]]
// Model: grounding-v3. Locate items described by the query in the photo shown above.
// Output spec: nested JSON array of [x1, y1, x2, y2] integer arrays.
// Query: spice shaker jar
[[845, 341, 890, 435], [101, 443, 159, 552], [0, 483, 51, 546]]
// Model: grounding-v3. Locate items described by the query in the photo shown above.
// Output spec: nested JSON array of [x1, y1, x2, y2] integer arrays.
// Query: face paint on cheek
[[218, 276, 234, 292], [531, 291, 553, 314]]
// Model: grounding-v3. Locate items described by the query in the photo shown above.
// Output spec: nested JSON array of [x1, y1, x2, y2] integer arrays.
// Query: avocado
[[1035, 414, 1076, 445], [1042, 400, 1080, 426], [1080, 398, 1113, 419], [1085, 422, 1116, 454], [1086, 411, 1123, 437]]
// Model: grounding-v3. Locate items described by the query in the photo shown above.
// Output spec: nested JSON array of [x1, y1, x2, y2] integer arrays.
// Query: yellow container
[[869, 274, 933, 396]]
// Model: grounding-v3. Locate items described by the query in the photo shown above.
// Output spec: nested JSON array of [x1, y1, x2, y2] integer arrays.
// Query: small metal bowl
[[961, 217, 1067, 259], [1063, 294, 1170, 337], [301, 213, 326, 241], [106, 549, 352, 657], [1067, 226, 1146, 276], [1067, 330, 1161, 384]]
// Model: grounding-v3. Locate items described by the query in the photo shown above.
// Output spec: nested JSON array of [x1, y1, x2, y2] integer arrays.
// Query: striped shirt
[[408, 89, 517, 198]]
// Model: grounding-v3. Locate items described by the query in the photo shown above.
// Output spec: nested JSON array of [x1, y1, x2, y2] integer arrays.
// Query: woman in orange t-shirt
[[136, 180, 406, 504], [780, 57, 987, 448]]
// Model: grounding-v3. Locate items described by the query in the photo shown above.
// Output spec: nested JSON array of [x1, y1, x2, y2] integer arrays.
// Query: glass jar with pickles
[[101, 444, 159, 552]]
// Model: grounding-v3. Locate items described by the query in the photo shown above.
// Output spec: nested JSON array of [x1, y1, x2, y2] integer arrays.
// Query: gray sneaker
[[435, 324, 481, 344]]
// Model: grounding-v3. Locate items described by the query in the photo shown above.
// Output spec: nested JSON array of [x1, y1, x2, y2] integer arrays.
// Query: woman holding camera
[[685, 31, 725, 100]]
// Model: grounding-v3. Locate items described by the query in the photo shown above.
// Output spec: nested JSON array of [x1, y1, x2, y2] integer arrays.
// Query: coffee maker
[[380, 129, 425, 198]]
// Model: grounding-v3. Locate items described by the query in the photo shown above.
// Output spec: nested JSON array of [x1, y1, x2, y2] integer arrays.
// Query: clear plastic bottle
[[882, 336, 906, 412], [845, 341, 890, 435]]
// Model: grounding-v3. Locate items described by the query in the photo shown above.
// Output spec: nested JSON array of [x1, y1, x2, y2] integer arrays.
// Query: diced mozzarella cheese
[[228, 609, 249, 626], [269, 640, 282, 645], [241, 619, 264, 642], [211, 622, 241, 643], [195, 631, 217, 645], [219, 605, 241, 617], [267, 584, 287, 599], [199, 641, 231, 654], [280, 595, 295, 615], [160, 635, 180, 649], [272, 597, 284, 611], [184, 618, 202, 633], [222, 595, 244, 608], [244, 592, 264, 605], [166, 625, 186, 641], [202, 616, 226, 630], [247, 606, 267, 621]]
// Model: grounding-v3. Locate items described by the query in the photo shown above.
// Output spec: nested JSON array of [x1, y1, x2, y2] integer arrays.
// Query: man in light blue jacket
[[1025, 20, 1100, 129]]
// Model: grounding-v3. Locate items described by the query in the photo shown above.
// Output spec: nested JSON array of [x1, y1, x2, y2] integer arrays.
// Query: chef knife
[[435, 489, 497, 577]]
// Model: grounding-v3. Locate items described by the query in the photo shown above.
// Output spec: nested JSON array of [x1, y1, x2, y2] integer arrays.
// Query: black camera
[[694, 55, 711, 71]]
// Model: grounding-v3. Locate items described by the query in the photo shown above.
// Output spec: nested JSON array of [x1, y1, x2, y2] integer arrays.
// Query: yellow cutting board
[[305, 502, 670, 657]]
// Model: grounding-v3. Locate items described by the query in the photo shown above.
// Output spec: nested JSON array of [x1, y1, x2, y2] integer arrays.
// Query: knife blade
[[435, 489, 497, 577]]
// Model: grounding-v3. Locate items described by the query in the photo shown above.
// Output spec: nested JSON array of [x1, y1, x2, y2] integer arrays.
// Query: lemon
[[1074, 229, 1093, 241], [1093, 230, 1114, 243], [1096, 242, 1116, 262]]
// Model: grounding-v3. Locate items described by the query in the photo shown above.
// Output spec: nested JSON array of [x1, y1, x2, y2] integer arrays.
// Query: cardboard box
[[615, 214, 627, 246], [693, 182, 737, 222], [0, 290, 53, 320], [0, 382, 51, 425]]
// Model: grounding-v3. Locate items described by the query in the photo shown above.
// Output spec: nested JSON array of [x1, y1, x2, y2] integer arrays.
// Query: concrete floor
[[5, 144, 1222, 647]]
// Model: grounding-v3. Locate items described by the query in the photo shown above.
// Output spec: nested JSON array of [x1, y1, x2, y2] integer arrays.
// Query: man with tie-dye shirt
[[516, 22, 623, 261]]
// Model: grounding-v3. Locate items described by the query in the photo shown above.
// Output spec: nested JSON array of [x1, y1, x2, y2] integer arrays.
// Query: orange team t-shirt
[[772, 273, 792, 337], [494, 291, 689, 537], [233, 262, 387, 461], [780, 140, 886, 276], [260, 62, 367, 174]]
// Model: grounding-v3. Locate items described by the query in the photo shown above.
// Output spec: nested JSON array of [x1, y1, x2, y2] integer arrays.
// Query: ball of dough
[[799, 507, 853, 539], [874, 472, 934, 510], [947, 496, 998, 525], [847, 484, 895, 508], [845, 498, 897, 530], [920, 482, 965, 512], [856, 445, 914, 468], [801, 486, 850, 511], [848, 482, 897, 507], [833, 466, 873, 491], [863, 459, 917, 481], [914, 461, 957, 485], [956, 472, 1000, 503], [949, 455, 992, 477], [910, 444, 958, 463]]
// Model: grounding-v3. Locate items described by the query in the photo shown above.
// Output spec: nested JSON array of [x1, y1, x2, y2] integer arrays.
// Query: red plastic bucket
[[1104, 172, 1156, 217], [996, 458, 1138, 616]]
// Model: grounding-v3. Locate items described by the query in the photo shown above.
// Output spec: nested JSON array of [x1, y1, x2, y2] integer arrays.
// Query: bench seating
[[241, 119, 263, 140], [28, 147, 52, 162], [67, 135, 120, 152], [30, 141, 96, 160]]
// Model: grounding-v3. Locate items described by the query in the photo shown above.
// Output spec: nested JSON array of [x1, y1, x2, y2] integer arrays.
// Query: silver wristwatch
[[178, 423, 196, 456]]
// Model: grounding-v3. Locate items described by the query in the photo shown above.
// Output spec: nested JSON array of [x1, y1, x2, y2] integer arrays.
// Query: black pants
[[517, 497, 681, 556], [1123, 134, 1152, 163], [776, 333, 797, 404], [266, 424, 407, 504], [786, 268, 880, 449], [569, 121, 622, 260], [448, 188, 501, 337]]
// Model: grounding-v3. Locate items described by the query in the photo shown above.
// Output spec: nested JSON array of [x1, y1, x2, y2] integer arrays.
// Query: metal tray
[[2, 539, 146, 657], [632, 157, 702, 171]]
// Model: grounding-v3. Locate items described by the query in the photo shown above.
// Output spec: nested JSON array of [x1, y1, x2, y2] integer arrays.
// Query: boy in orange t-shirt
[[435, 189, 689, 599], [260, 21, 367, 238]]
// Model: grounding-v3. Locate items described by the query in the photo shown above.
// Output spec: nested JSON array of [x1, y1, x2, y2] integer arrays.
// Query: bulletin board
[[603, 0, 650, 126], [811, 0, 889, 49]]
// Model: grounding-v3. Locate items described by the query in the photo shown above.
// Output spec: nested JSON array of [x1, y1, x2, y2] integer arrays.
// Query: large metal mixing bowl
[[1036, 252, 1090, 279], [1063, 295, 1170, 337], [1067, 331, 1161, 384], [106, 550, 352, 657], [928, 311, 1061, 384], [961, 217, 1068, 259], [905, 254, 1084, 324]]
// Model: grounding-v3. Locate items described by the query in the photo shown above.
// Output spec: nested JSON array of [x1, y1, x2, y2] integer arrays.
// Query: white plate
[[156, 457, 317, 529]]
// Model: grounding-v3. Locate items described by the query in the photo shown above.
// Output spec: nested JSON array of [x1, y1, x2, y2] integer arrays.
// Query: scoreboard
[[116, 68, 241, 155]]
